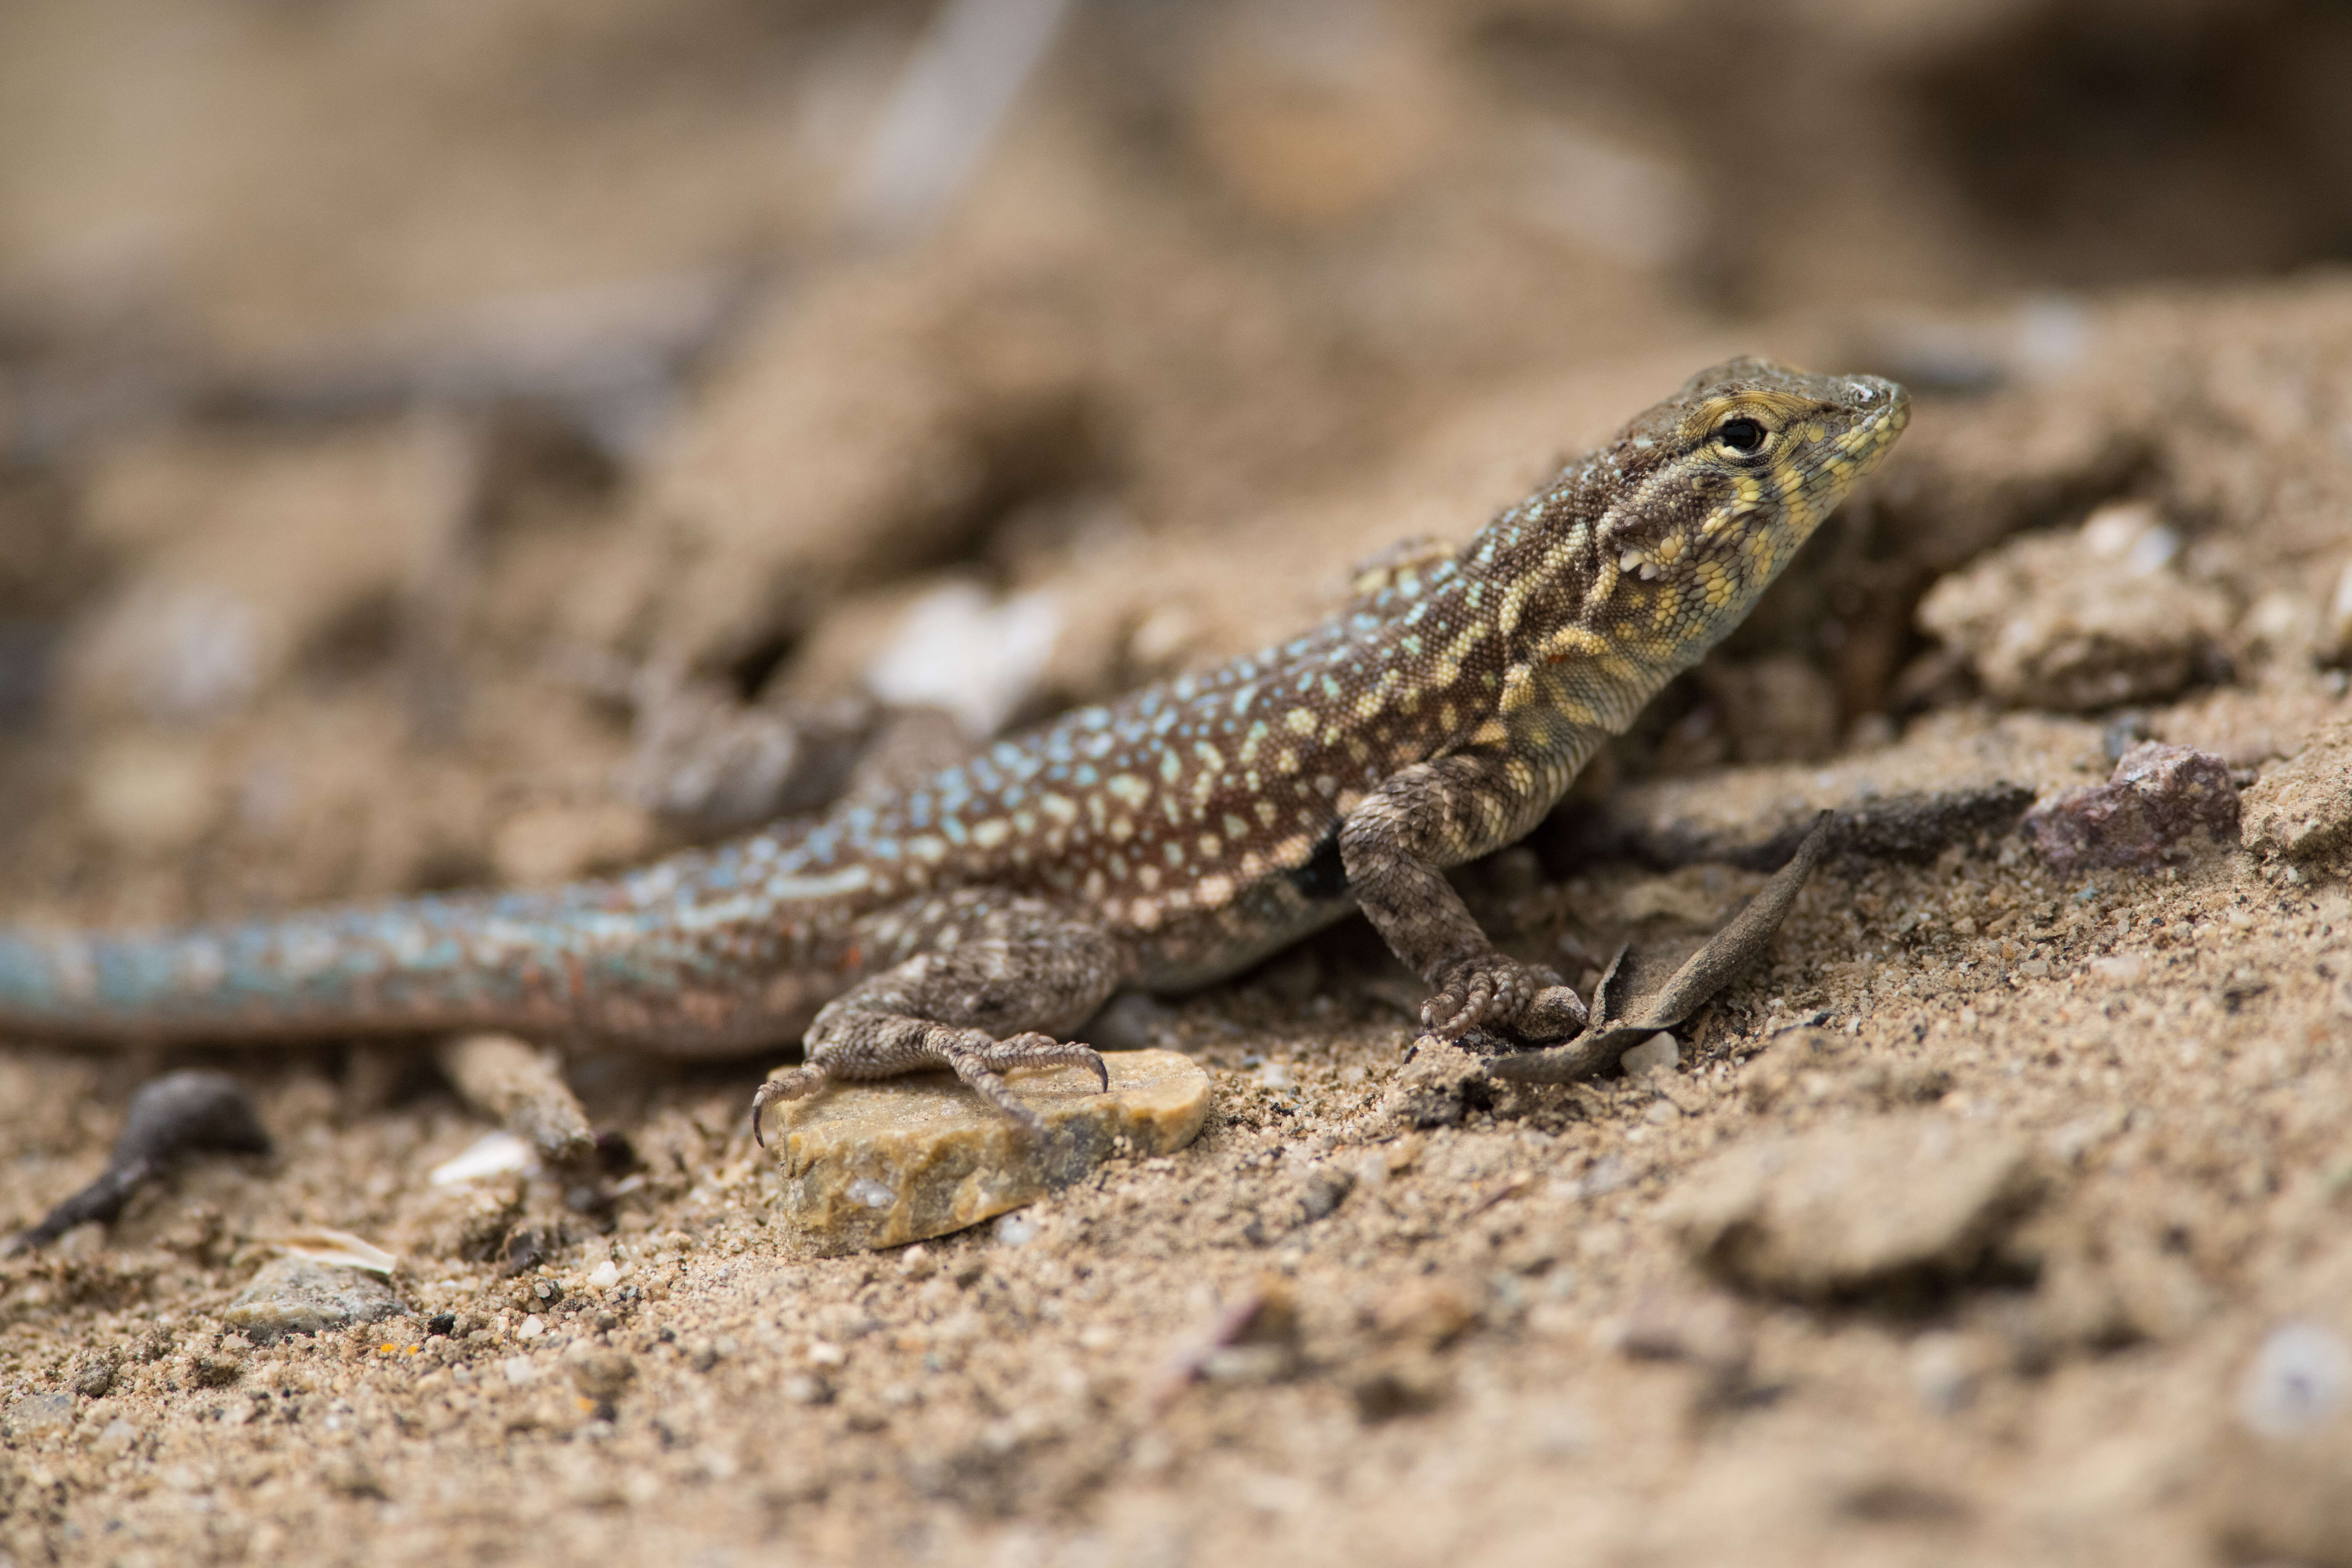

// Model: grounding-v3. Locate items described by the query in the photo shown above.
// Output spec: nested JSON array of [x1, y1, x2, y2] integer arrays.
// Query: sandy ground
[[3, 279, 2351, 1566], [5, 4, 2352, 1564]]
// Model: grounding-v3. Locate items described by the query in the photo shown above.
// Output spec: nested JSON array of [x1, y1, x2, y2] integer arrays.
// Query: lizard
[[0, 358, 1909, 1140]]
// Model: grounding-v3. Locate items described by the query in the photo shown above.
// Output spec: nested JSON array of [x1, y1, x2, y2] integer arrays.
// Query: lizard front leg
[[1340, 751, 1587, 1042], [751, 891, 1123, 1142]]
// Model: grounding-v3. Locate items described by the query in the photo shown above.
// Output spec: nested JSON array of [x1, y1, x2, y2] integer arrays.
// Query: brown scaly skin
[[751, 357, 1909, 1134], [0, 361, 1909, 1138]]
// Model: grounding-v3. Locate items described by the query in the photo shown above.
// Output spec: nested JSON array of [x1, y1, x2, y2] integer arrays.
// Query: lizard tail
[[0, 895, 579, 1044], [0, 884, 820, 1056]]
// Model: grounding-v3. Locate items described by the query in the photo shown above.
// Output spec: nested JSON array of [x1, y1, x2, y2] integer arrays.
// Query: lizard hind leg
[[748, 892, 1125, 1140]]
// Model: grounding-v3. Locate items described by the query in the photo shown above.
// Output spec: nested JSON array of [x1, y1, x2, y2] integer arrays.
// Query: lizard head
[[1568, 356, 1909, 677]]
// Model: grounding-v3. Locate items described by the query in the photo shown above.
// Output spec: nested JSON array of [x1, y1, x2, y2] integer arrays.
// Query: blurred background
[[2, 0, 2351, 919]]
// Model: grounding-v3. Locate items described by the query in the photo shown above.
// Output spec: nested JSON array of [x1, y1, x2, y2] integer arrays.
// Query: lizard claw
[[749, 1067, 827, 1148]]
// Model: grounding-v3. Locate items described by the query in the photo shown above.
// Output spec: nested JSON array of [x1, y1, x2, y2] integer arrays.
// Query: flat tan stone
[[1662, 1115, 2042, 1301], [766, 1049, 1211, 1255]]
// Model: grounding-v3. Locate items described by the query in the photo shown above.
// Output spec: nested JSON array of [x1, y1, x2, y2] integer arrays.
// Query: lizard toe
[[1425, 956, 1572, 1040], [1515, 983, 1588, 1041], [749, 1066, 828, 1147]]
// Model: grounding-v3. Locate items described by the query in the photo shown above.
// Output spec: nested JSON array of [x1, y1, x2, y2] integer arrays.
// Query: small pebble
[[4, 1392, 76, 1437], [1530, 1402, 1592, 1458], [428, 1130, 538, 1187], [1911, 1332, 1979, 1416], [781, 1374, 833, 1406], [2238, 1323, 2352, 1438], [1620, 1032, 1679, 1076], [994, 1212, 1037, 1248], [517, 1314, 546, 1340], [567, 1348, 637, 1402], [1295, 1165, 1354, 1222], [2324, 560, 2352, 662], [2240, 722, 2352, 863], [223, 1257, 404, 1346], [585, 1260, 623, 1291], [1088, 993, 1178, 1053]]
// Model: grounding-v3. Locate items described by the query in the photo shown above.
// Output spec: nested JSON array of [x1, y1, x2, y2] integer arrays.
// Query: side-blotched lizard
[[0, 360, 1910, 1135]]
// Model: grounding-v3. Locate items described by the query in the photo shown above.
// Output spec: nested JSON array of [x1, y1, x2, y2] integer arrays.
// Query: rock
[[566, 1346, 637, 1404], [863, 583, 1061, 740], [765, 1048, 1210, 1254], [1608, 1290, 1750, 1367], [2022, 741, 2240, 874], [1374, 1280, 1479, 1348], [2239, 1324, 2352, 1440], [3, 1391, 76, 1437], [62, 424, 467, 727], [1086, 993, 1181, 1053], [1349, 1358, 1449, 1423], [1545, 710, 2070, 871], [616, 675, 874, 839], [1915, 501, 2232, 711], [2205, 1321, 2352, 1566], [1661, 1116, 2040, 1301], [223, 1256, 406, 1345], [2241, 723, 2352, 862], [1909, 1331, 1990, 1417], [69, 1355, 118, 1399], [1292, 1163, 1355, 1223], [1693, 654, 1842, 764]]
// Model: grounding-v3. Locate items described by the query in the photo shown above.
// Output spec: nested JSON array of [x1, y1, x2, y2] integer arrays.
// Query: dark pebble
[[2022, 741, 2239, 874]]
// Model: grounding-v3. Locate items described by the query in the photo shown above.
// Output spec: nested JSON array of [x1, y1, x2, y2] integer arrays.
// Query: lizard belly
[[1120, 871, 1359, 992]]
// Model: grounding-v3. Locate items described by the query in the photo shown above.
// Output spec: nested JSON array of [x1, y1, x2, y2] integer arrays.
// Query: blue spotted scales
[[0, 360, 1909, 1136]]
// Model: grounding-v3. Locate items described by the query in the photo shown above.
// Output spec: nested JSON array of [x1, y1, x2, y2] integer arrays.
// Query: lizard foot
[[1422, 955, 1586, 1042], [944, 1033, 1109, 1138], [749, 1065, 830, 1148]]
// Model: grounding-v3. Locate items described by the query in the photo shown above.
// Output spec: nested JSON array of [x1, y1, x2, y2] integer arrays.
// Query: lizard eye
[[1716, 416, 1766, 455]]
